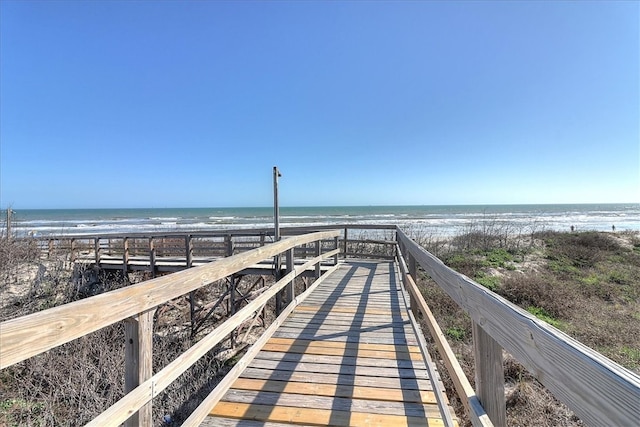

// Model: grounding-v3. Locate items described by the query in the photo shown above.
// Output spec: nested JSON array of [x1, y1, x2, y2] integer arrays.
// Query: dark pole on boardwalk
[[273, 166, 283, 314], [273, 166, 281, 242]]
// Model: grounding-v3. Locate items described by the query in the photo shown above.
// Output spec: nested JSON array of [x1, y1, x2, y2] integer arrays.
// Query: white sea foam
[[9, 204, 639, 238]]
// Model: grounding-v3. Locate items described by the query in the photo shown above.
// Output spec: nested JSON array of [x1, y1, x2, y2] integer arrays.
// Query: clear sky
[[1, 0, 638, 209]]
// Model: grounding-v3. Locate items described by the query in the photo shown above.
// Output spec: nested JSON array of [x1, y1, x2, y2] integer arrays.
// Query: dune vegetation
[[1, 225, 638, 426]]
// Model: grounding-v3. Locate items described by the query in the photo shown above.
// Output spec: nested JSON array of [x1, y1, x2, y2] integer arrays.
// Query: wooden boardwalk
[[204, 261, 458, 426]]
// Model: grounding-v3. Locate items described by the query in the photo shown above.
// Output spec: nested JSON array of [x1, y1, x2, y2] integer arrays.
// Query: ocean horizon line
[[5, 201, 639, 211]]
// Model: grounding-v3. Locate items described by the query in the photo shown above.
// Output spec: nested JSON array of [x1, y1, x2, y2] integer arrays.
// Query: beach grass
[[1, 225, 639, 426]]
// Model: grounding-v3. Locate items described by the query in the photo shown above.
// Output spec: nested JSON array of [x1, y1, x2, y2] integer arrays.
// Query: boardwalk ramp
[[204, 261, 458, 426]]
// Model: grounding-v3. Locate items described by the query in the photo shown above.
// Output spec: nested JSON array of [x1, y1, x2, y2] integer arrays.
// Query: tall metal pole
[[273, 166, 281, 241], [273, 166, 283, 314]]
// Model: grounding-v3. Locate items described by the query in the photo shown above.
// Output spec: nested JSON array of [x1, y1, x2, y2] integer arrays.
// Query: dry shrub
[[1, 256, 269, 426], [499, 274, 575, 319], [541, 231, 622, 269]]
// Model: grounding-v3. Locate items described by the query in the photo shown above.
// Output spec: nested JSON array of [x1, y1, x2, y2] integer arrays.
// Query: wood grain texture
[[398, 246, 492, 427], [397, 228, 640, 427], [0, 230, 340, 369], [87, 245, 341, 427], [210, 402, 448, 427], [229, 377, 438, 404], [472, 321, 505, 427], [180, 264, 341, 427], [206, 261, 458, 427]]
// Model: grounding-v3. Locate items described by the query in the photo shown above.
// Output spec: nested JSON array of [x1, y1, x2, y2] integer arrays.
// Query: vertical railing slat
[[472, 321, 506, 427], [124, 309, 154, 427]]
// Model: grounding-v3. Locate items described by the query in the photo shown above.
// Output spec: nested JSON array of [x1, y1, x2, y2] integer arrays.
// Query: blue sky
[[1, 1, 638, 209]]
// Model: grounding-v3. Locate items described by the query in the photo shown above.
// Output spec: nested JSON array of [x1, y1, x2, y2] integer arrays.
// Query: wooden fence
[[396, 228, 640, 427], [1, 225, 638, 426], [1, 230, 342, 426], [37, 225, 398, 274]]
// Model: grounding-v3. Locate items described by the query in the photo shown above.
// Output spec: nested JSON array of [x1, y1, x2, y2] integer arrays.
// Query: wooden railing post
[[334, 236, 339, 265], [149, 238, 156, 278], [123, 237, 130, 275], [285, 248, 295, 305], [473, 321, 506, 427], [343, 228, 348, 259], [225, 235, 233, 257], [94, 238, 101, 265], [314, 240, 321, 279], [70, 239, 77, 263], [124, 309, 154, 427], [185, 235, 193, 268], [408, 253, 418, 316], [48, 239, 53, 259]]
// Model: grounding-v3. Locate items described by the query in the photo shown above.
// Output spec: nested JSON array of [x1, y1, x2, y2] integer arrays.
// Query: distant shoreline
[[4, 204, 639, 238]]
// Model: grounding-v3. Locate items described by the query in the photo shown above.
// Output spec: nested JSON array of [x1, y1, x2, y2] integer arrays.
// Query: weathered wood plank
[[274, 324, 415, 335], [228, 377, 437, 404], [219, 389, 442, 418], [254, 350, 427, 370], [289, 310, 410, 322], [397, 229, 640, 427], [247, 358, 429, 379], [200, 418, 294, 427], [294, 305, 398, 316], [85, 240, 341, 427], [0, 230, 340, 369], [240, 366, 434, 390], [473, 321, 505, 427], [286, 314, 411, 328], [271, 331, 417, 345], [397, 246, 492, 427], [265, 336, 421, 353], [209, 402, 447, 426], [261, 341, 423, 361], [180, 264, 342, 427]]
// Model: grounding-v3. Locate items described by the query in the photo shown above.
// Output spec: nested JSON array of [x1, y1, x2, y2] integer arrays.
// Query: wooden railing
[[396, 228, 640, 427], [3, 224, 638, 426], [36, 224, 398, 272], [0, 230, 342, 426]]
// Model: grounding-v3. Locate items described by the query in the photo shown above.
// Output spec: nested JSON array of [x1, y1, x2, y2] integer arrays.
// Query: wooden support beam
[[123, 238, 130, 275], [70, 239, 77, 263], [285, 248, 294, 306], [230, 275, 237, 347], [473, 322, 506, 427], [148, 238, 156, 278], [225, 235, 233, 257], [94, 238, 101, 265], [408, 254, 418, 317], [124, 309, 154, 427], [1, 230, 341, 370], [397, 246, 492, 427], [186, 235, 193, 268], [314, 241, 321, 279], [343, 228, 348, 259]]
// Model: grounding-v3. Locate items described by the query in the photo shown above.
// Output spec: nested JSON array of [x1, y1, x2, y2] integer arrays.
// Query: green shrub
[[527, 306, 564, 329], [446, 327, 466, 341], [483, 248, 513, 268], [475, 272, 500, 291]]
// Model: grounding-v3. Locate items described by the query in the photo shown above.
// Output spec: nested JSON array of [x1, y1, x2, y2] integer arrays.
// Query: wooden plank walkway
[[203, 261, 458, 426]]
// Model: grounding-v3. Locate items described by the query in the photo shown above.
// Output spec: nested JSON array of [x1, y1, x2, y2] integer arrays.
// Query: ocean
[[4, 204, 639, 238]]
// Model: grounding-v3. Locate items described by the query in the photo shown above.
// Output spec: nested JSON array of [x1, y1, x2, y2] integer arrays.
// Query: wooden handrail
[[396, 227, 640, 427], [396, 244, 493, 427], [29, 223, 397, 242], [0, 230, 341, 369], [86, 247, 341, 427]]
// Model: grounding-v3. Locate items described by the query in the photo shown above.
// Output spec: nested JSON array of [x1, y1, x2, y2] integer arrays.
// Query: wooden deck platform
[[203, 261, 458, 426]]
